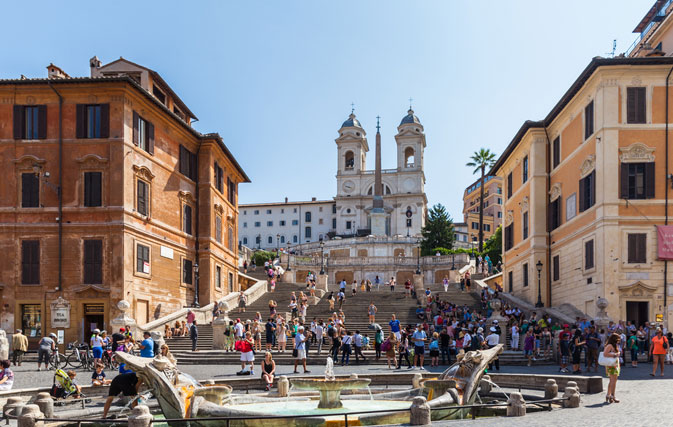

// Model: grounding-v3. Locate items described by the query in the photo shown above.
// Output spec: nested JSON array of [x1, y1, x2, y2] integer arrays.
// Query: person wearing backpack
[[429, 333, 440, 367], [383, 333, 398, 369], [374, 327, 384, 360]]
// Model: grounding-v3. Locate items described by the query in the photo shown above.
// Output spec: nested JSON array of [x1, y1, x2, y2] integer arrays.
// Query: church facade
[[239, 108, 428, 250]]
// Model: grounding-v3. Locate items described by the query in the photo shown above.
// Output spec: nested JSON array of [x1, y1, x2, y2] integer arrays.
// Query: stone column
[[282, 270, 296, 284], [409, 396, 431, 426], [544, 379, 558, 399], [128, 405, 153, 427], [413, 273, 424, 303], [212, 316, 229, 350], [3, 397, 24, 418], [0, 330, 8, 360], [278, 376, 290, 397], [506, 392, 526, 417], [18, 404, 43, 427], [34, 393, 53, 418], [316, 274, 328, 292], [109, 300, 137, 337]]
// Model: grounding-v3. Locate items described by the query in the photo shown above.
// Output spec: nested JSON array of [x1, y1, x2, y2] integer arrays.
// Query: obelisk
[[370, 116, 387, 236]]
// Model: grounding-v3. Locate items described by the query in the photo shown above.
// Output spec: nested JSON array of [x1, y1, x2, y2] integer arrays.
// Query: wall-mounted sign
[[160, 246, 174, 259], [50, 296, 71, 329]]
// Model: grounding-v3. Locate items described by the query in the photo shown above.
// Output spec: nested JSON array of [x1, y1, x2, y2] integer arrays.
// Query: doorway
[[136, 300, 149, 326], [626, 301, 649, 327], [83, 303, 105, 340]]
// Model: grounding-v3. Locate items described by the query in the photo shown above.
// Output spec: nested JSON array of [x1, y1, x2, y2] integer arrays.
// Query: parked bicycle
[[49, 349, 68, 370], [66, 341, 94, 370], [101, 346, 119, 370]]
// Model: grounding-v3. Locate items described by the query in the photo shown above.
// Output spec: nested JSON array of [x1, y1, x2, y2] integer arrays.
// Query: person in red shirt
[[237, 331, 255, 375]]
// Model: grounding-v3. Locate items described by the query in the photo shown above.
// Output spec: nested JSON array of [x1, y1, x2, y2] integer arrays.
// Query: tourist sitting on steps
[[261, 352, 276, 391]]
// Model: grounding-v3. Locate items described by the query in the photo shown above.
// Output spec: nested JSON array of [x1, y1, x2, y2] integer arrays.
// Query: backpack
[[224, 327, 230, 336], [471, 334, 483, 351], [381, 339, 391, 352]]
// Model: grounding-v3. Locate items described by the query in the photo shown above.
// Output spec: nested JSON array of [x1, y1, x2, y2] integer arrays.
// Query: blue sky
[[0, 0, 652, 219]]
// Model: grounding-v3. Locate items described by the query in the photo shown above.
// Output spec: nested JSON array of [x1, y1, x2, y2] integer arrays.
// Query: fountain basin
[[290, 378, 371, 409], [420, 379, 457, 400], [194, 385, 233, 406]]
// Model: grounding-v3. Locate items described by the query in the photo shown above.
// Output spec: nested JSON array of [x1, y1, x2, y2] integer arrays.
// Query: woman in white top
[[510, 322, 520, 350], [276, 320, 287, 353]]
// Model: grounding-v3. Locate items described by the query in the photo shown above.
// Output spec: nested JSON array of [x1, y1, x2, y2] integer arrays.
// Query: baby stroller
[[50, 369, 80, 399]]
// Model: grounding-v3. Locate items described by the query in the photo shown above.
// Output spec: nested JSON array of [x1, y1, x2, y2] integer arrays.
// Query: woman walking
[[603, 333, 621, 403], [384, 333, 398, 369], [277, 320, 287, 353], [650, 327, 669, 377], [368, 302, 377, 324], [571, 329, 586, 374], [510, 322, 520, 350], [396, 331, 412, 370]]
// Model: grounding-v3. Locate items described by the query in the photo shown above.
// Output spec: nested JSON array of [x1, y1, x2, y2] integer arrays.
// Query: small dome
[[341, 113, 362, 129], [400, 108, 421, 125]]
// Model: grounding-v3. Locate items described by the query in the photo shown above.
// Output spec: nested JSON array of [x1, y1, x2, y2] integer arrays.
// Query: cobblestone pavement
[[8, 361, 673, 426]]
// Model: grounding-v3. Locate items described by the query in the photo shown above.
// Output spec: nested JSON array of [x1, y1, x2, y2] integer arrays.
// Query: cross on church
[[351, 102, 355, 114], [376, 115, 380, 131], [409, 97, 413, 109]]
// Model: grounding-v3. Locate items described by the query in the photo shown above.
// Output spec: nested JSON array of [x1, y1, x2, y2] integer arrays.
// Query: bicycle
[[66, 341, 94, 370], [49, 350, 68, 370], [101, 346, 119, 370]]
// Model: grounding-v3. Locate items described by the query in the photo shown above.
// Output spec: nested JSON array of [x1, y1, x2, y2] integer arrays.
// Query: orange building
[[462, 176, 503, 243], [0, 57, 249, 346], [492, 55, 673, 328]]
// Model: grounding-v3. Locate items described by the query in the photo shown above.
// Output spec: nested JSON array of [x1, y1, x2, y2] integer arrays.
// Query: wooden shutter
[[645, 162, 655, 198], [553, 256, 559, 281], [85, 172, 102, 207], [179, 146, 186, 175], [14, 105, 24, 139], [638, 234, 647, 263], [37, 105, 47, 139], [137, 180, 147, 215], [100, 104, 110, 138], [628, 234, 636, 263], [627, 88, 637, 123], [22, 240, 39, 284], [214, 161, 219, 189], [579, 176, 586, 212], [132, 111, 139, 146], [76, 104, 87, 138], [590, 170, 596, 207], [147, 122, 155, 155], [585, 240, 594, 269], [636, 88, 646, 123], [21, 173, 39, 207], [184, 205, 192, 234], [620, 164, 629, 199], [553, 137, 560, 168]]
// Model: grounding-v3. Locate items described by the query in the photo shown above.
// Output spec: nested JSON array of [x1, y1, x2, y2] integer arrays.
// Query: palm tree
[[466, 148, 497, 252]]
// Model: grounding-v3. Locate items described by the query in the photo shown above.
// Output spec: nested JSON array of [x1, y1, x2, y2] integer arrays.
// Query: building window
[[305, 226, 312, 238], [627, 87, 646, 124], [319, 207, 323, 212], [292, 220, 299, 226], [504, 224, 514, 250], [84, 171, 102, 207], [293, 235, 298, 243], [280, 235, 285, 243], [254, 210, 259, 215], [552, 136, 561, 169], [255, 236, 261, 245], [346, 221, 352, 230], [332, 218, 337, 229], [621, 163, 655, 199], [228, 226, 234, 250], [584, 100, 594, 139], [215, 214, 222, 243], [21, 304, 42, 337], [280, 220, 286, 226], [293, 208, 297, 213], [132, 112, 154, 154], [137, 179, 149, 216], [508, 271, 513, 293], [407, 218, 412, 228], [471, 222, 479, 230], [497, 197, 502, 204], [153, 85, 166, 104], [227, 178, 236, 205], [585, 240, 594, 270], [216, 266, 222, 289], [14, 105, 46, 139], [268, 236, 273, 244], [254, 222, 261, 227], [497, 211, 502, 218], [243, 210, 247, 215], [136, 243, 150, 274], [179, 145, 198, 181], [305, 212, 312, 223], [627, 233, 647, 264], [332, 204, 337, 214], [579, 171, 595, 212], [21, 240, 40, 285], [228, 272, 234, 292], [183, 205, 193, 235], [552, 255, 560, 282], [550, 198, 561, 230], [344, 151, 354, 169], [243, 237, 248, 245], [83, 239, 103, 284], [281, 209, 284, 214], [267, 221, 273, 227], [522, 212, 529, 240], [21, 173, 39, 208], [483, 224, 490, 232], [507, 172, 512, 198], [76, 104, 109, 139], [522, 156, 528, 183], [266, 209, 272, 214], [318, 218, 324, 225], [183, 259, 193, 285], [522, 263, 529, 287]]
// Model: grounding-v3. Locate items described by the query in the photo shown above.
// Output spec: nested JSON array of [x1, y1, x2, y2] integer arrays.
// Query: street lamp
[[451, 253, 455, 270], [415, 243, 421, 275], [535, 260, 544, 308], [286, 244, 291, 271], [276, 233, 280, 258], [471, 236, 477, 259], [192, 262, 200, 308], [319, 239, 325, 275], [257, 234, 261, 249]]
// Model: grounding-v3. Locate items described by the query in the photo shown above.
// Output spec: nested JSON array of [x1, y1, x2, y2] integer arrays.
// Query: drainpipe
[[664, 65, 673, 326], [48, 82, 63, 292], [193, 140, 203, 307], [543, 127, 552, 307]]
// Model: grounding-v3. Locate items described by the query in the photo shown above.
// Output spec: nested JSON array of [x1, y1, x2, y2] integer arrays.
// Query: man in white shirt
[[234, 319, 245, 340], [462, 329, 472, 350], [337, 291, 345, 309], [353, 330, 366, 363], [293, 326, 310, 374], [486, 327, 500, 371], [315, 321, 324, 354]]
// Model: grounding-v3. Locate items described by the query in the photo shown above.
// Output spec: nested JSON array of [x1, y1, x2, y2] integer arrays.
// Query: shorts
[[430, 350, 439, 358], [240, 351, 255, 362], [535, 339, 541, 348], [38, 348, 51, 364], [561, 355, 569, 364], [92, 346, 103, 359], [393, 331, 401, 341], [266, 335, 274, 344], [296, 349, 307, 360], [414, 345, 425, 355], [239, 301, 246, 308], [109, 380, 136, 397], [524, 350, 533, 357]]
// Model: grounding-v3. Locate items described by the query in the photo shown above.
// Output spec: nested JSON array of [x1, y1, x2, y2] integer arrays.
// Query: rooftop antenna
[[606, 39, 617, 58], [376, 115, 381, 132]]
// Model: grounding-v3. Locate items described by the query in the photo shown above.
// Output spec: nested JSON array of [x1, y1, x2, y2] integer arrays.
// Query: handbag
[[663, 337, 669, 350], [598, 352, 618, 367]]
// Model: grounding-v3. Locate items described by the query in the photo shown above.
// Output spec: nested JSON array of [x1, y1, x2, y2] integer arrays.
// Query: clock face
[[403, 178, 415, 192], [342, 180, 355, 193]]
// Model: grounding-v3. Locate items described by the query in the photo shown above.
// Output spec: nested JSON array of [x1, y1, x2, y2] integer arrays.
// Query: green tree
[[482, 225, 502, 266], [466, 148, 497, 252], [420, 204, 455, 255]]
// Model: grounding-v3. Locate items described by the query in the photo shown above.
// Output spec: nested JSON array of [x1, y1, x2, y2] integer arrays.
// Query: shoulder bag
[[598, 351, 618, 367]]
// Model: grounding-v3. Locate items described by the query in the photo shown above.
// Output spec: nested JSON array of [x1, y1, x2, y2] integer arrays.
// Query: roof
[[400, 108, 421, 125], [0, 76, 250, 183], [98, 57, 198, 120], [490, 56, 673, 176], [634, 0, 666, 33], [341, 113, 362, 129], [240, 199, 335, 208]]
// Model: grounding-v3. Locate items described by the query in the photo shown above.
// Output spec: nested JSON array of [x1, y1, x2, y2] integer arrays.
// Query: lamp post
[[276, 233, 280, 259], [451, 253, 455, 270], [415, 243, 421, 275], [319, 239, 325, 275], [535, 260, 544, 308], [471, 236, 477, 259], [286, 244, 291, 271], [257, 234, 261, 250], [192, 262, 200, 308]]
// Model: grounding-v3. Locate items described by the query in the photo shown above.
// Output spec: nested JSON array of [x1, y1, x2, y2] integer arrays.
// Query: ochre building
[[0, 57, 249, 347], [462, 176, 503, 244]]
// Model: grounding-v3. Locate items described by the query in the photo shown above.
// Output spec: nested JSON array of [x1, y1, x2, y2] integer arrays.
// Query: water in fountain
[[324, 356, 335, 380], [482, 378, 510, 400], [366, 385, 374, 401]]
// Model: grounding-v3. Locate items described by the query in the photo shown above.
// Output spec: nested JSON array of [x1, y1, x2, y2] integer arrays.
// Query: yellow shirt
[[12, 333, 29, 352]]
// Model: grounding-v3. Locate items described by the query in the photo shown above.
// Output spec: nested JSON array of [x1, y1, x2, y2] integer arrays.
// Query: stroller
[[50, 369, 80, 399]]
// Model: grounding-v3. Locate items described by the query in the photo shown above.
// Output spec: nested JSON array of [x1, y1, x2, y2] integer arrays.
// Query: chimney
[[285, 197, 288, 203], [46, 63, 69, 79], [89, 56, 102, 77], [311, 197, 317, 201]]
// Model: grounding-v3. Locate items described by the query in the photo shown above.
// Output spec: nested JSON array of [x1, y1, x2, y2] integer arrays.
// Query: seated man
[[415, 307, 425, 320], [103, 372, 144, 418]]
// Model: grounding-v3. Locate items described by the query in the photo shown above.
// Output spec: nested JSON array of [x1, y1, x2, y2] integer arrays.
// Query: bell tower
[[395, 108, 425, 171], [335, 112, 368, 198]]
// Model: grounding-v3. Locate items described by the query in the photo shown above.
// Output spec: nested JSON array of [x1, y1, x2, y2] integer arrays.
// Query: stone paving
[[7, 361, 673, 426]]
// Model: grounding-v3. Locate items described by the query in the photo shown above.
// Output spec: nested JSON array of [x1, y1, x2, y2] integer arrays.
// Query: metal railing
[[3, 398, 568, 426]]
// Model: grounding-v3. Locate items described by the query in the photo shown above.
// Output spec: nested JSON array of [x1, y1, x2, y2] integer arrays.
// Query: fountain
[[289, 357, 371, 409]]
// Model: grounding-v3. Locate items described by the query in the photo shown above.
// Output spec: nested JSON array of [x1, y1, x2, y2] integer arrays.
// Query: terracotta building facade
[[462, 175, 503, 243], [0, 58, 249, 346], [492, 56, 673, 328]]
